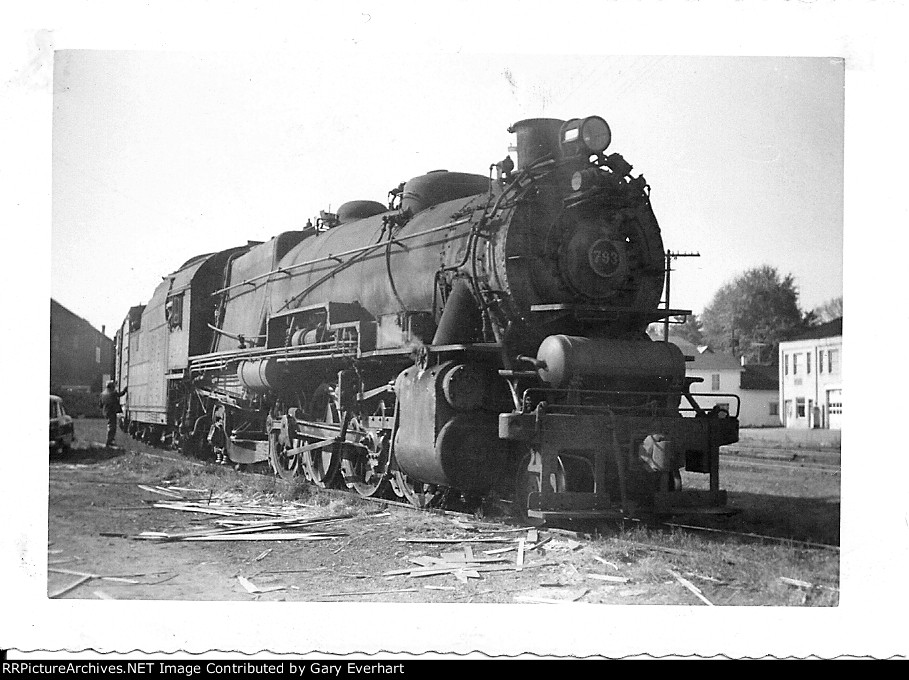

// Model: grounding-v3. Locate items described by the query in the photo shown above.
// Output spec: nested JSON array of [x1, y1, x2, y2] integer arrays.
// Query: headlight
[[560, 116, 612, 157], [580, 116, 611, 153]]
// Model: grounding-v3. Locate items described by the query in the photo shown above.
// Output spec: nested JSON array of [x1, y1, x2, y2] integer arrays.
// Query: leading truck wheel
[[391, 469, 439, 509], [513, 450, 566, 527]]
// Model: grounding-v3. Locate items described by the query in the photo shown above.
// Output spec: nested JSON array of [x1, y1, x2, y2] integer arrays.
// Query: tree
[[812, 296, 843, 324], [647, 313, 706, 345], [700, 265, 807, 364], [671, 313, 706, 346]]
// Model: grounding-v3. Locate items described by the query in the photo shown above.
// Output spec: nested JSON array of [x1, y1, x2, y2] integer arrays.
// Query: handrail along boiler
[[114, 116, 738, 521]]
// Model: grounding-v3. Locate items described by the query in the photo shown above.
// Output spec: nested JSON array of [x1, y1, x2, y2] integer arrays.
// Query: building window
[[828, 349, 839, 374], [769, 402, 779, 416], [796, 397, 806, 418], [711, 374, 720, 391], [785, 400, 793, 420], [819, 350, 824, 373], [95, 346, 101, 364], [792, 354, 799, 375], [784, 354, 789, 375], [806, 352, 811, 374]]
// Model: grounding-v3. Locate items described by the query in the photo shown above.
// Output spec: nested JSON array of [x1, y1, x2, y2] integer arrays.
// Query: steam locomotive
[[115, 116, 738, 521]]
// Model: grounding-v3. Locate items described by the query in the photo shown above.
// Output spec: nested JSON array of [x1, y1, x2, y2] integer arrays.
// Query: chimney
[[102, 324, 106, 337]]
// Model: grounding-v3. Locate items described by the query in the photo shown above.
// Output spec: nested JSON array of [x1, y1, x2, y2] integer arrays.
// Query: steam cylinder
[[237, 358, 284, 392]]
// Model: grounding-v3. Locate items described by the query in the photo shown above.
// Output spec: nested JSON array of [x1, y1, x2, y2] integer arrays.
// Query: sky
[[5, 0, 909, 661], [49, 51, 843, 334]]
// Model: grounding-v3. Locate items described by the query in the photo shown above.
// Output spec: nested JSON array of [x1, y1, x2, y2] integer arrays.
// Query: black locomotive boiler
[[115, 116, 738, 521]]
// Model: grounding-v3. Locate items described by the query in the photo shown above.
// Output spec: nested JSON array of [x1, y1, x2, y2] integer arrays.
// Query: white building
[[778, 318, 842, 429], [738, 363, 781, 427], [671, 339, 780, 427]]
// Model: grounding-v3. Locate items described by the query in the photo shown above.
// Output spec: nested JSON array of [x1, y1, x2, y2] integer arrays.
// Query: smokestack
[[102, 324, 106, 337], [508, 118, 565, 171]]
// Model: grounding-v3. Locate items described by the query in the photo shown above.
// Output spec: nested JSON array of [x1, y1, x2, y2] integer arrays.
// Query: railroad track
[[720, 453, 841, 474]]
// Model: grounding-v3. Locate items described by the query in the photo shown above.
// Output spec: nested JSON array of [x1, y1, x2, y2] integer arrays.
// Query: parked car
[[50, 395, 74, 454]]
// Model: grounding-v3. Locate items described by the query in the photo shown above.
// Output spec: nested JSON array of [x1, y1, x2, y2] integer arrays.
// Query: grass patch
[[583, 521, 839, 606]]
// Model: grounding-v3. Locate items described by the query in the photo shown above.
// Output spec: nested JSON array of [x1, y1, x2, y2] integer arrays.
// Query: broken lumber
[[180, 532, 344, 541], [668, 569, 714, 606], [586, 573, 630, 584], [592, 556, 620, 570], [397, 537, 517, 544], [317, 588, 418, 598], [237, 576, 285, 594], [779, 576, 839, 592], [514, 589, 589, 604], [49, 568, 140, 584], [49, 575, 93, 599], [137, 484, 186, 498]]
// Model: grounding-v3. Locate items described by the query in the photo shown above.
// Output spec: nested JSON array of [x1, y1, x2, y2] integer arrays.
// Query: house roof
[[50, 298, 112, 341], [670, 339, 743, 371], [789, 317, 842, 341], [741, 363, 779, 391]]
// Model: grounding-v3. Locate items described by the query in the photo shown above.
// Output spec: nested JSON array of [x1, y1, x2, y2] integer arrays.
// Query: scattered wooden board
[[592, 556, 620, 570], [397, 537, 517, 544], [137, 485, 186, 498], [515, 589, 589, 604], [49, 568, 140, 584], [779, 576, 839, 592], [317, 588, 418, 598], [49, 575, 93, 599], [181, 533, 343, 542], [586, 573, 629, 584], [668, 569, 713, 606], [237, 576, 285, 594]]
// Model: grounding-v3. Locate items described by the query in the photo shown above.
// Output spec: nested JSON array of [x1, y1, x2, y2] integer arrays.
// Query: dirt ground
[[45, 419, 840, 607]]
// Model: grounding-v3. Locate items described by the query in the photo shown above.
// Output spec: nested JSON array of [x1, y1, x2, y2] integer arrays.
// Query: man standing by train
[[99, 381, 126, 447]]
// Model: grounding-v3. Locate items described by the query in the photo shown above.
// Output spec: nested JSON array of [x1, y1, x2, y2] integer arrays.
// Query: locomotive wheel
[[391, 470, 439, 509], [513, 450, 567, 526], [340, 417, 390, 498], [302, 385, 341, 488], [268, 427, 301, 480]]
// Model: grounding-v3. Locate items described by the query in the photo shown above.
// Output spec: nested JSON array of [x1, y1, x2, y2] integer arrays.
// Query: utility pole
[[663, 250, 700, 341]]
